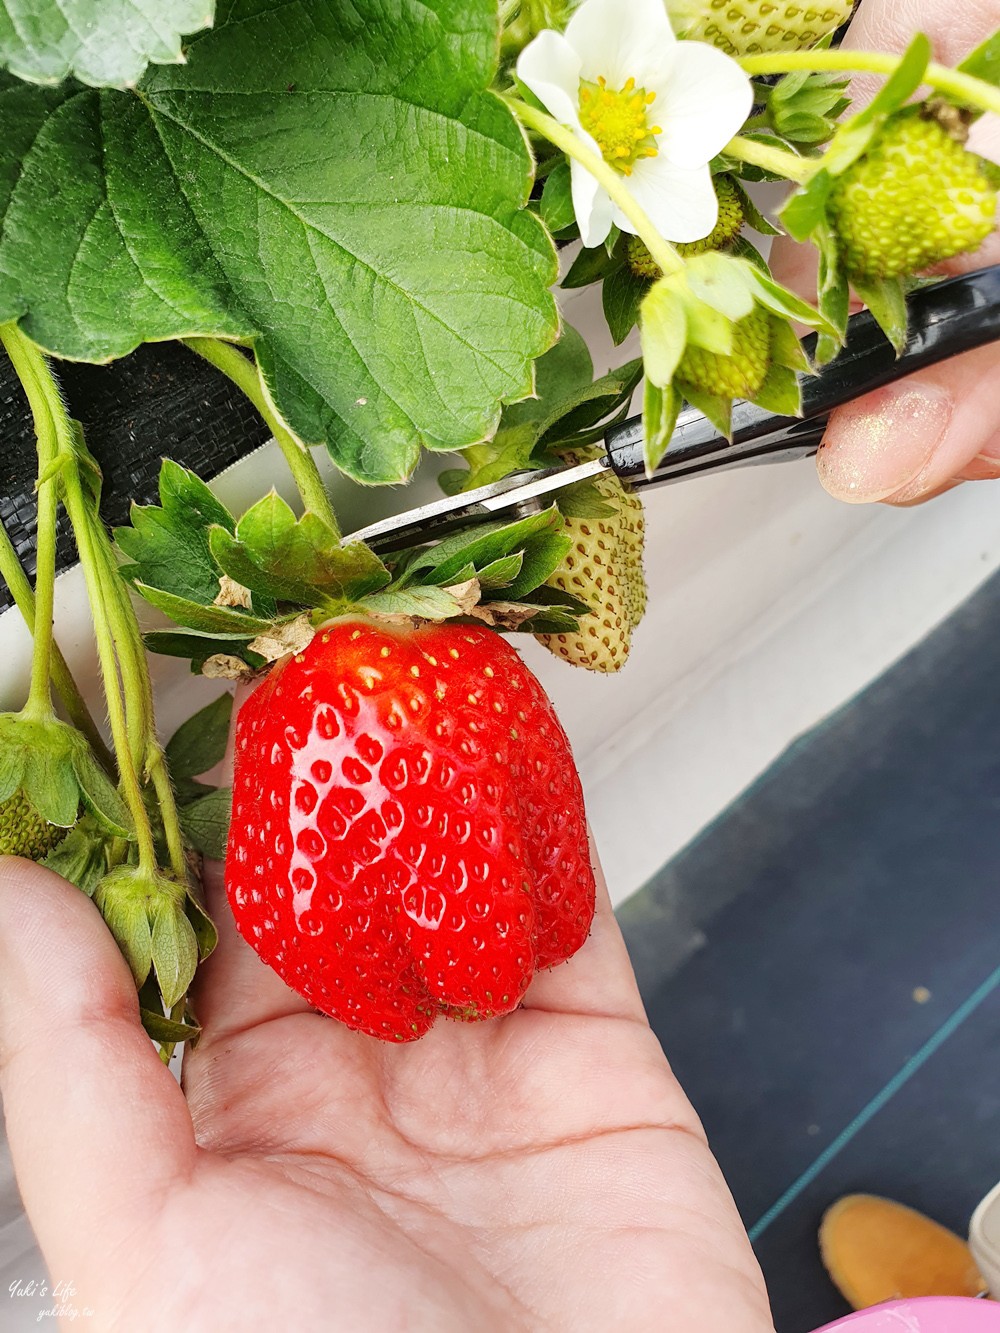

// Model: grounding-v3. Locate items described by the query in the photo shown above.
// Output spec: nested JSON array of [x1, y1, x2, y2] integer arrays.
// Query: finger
[[521, 832, 648, 1024], [0, 858, 195, 1276], [816, 340, 1000, 503], [188, 682, 313, 1041], [843, 0, 1000, 107]]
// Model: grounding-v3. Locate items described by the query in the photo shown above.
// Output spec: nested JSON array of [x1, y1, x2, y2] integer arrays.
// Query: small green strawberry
[[0, 788, 65, 859], [627, 176, 744, 279], [670, 0, 853, 56], [536, 453, 646, 673], [828, 108, 998, 281], [676, 304, 772, 399], [0, 713, 133, 860]]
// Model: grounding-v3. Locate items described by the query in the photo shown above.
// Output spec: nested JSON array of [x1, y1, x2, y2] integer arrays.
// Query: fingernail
[[818, 384, 953, 504]]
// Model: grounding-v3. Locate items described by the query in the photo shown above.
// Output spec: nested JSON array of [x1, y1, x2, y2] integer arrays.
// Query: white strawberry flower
[[516, 0, 753, 247]]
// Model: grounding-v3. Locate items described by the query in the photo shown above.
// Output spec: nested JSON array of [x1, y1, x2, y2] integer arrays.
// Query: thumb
[[0, 857, 196, 1277]]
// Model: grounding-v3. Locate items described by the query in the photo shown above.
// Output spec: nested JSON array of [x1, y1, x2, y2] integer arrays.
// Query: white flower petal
[[516, 29, 583, 128], [565, 0, 676, 89], [570, 148, 615, 248], [618, 158, 720, 243], [652, 43, 753, 168]]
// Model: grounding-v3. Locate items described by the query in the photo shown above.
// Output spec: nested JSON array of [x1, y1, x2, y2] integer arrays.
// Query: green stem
[[181, 337, 340, 535], [149, 751, 186, 878], [738, 49, 1000, 121], [3, 333, 159, 873], [504, 97, 686, 278], [722, 134, 814, 183], [0, 323, 59, 719], [0, 516, 113, 770]]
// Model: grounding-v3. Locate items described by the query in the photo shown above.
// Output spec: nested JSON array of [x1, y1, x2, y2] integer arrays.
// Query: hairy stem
[[181, 337, 340, 536], [504, 97, 686, 278], [722, 134, 814, 183], [0, 323, 59, 720], [3, 334, 159, 871], [0, 515, 113, 769], [739, 49, 1000, 120]]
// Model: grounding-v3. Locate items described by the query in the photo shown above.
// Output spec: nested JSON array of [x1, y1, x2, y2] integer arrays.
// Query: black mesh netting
[[0, 341, 271, 613]]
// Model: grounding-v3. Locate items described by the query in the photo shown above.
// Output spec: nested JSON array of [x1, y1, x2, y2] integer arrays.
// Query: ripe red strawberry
[[226, 618, 595, 1041]]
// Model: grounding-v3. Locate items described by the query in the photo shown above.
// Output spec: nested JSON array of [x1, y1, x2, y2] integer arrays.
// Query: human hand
[[0, 824, 772, 1330], [770, 0, 1000, 507]]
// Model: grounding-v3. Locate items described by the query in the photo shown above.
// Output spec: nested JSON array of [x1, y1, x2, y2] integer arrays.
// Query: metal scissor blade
[[344, 455, 608, 553]]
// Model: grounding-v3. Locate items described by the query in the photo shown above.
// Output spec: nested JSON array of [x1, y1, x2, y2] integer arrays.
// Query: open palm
[[0, 850, 772, 1332]]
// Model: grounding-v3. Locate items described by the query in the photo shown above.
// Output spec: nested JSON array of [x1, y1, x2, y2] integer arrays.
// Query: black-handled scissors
[[348, 265, 1000, 553]]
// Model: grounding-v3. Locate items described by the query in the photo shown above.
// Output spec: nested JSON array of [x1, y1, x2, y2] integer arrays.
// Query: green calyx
[[93, 866, 200, 1007], [0, 713, 133, 845], [827, 107, 998, 281], [120, 456, 596, 676]]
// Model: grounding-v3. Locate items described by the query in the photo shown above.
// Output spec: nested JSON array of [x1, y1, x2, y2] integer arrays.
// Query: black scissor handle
[[605, 265, 1000, 486]]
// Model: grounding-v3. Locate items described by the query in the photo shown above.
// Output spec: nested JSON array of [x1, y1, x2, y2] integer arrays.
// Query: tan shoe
[[820, 1194, 988, 1309]]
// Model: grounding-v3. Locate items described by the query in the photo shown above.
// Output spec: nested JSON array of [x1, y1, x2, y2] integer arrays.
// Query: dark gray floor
[[621, 561, 1000, 1333]]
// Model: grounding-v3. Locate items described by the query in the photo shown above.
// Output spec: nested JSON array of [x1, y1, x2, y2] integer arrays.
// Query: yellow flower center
[[578, 75, 661, 176]]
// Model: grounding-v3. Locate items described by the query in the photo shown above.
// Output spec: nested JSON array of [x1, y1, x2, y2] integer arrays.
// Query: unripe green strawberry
[[676, 305, 772, 399], [616, 485, 647, 627], [627, 176, 743, 278], [671, 0, 852, 56], [536, 455, 646, 673], [0, 788, 65, 860], [828, 109, 998, 281]]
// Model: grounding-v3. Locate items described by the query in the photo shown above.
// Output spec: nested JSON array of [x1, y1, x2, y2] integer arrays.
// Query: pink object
[[814, 1297, 999, 1331]]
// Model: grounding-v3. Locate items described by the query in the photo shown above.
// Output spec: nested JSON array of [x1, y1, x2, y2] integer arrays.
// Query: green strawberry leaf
[[41, 817, 107, 897], [0, 0, 214, 89], [21, 743, 80, 827], [151, 902, 199, 1008], [957, 28, 1000, 93], [0, 740, 25, 803], [185, 887, 218, 960], [823, 34, 931, 176], [641, 380, 682, 474], [751, 362, 802, 416], [0, 0, 557, 484], [602, 267, 648, 346], [640, 280, 688, 387], [730, 235, 771, 273], [682, 254, 757, 322], [729, 179, 781, 238], [851, 274, 909, 355], [134, 584, 276, 636], [140, 1008, 202, 1044], [562, 242, 624, 288], [116, 460, 236, 605], [166, 693, 233, 781], [680, 383, 733, 440], [780, 169, 835, 243], [143, 629, 262, 670], [209, 494, 390, 608], [476, 553, 524, 589], [540, 160, 575, 234], [71, 746, 134, 837], [179, 786, 232, 860], [534, 358, 643, 445], [556, 479, 617, 520], [769, 317, 812, 374], [409, 509, 563, 585], [503, 533, 573, 600], [361, 584, 477, 621]]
